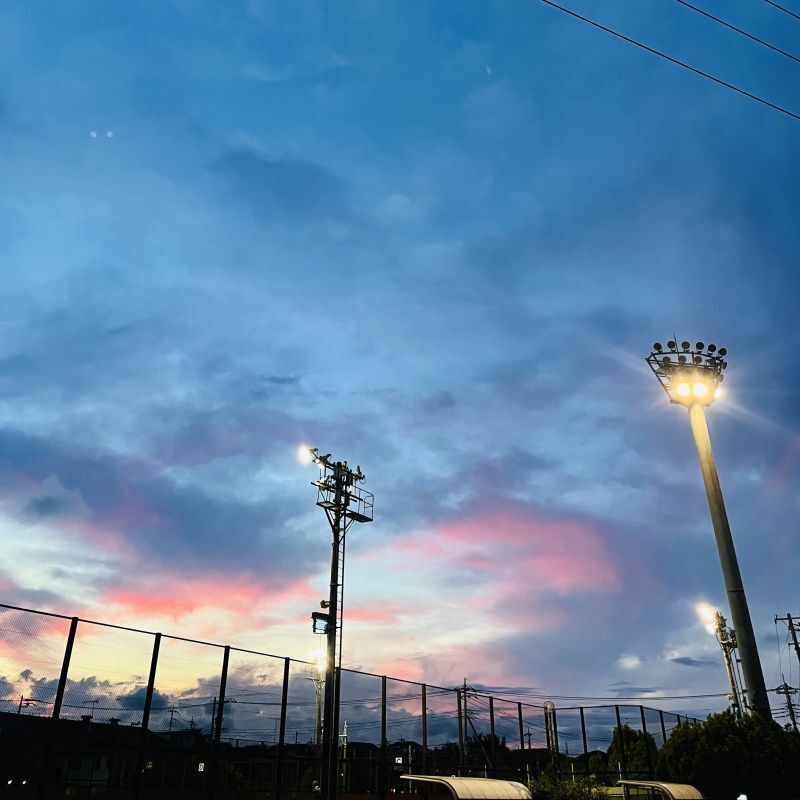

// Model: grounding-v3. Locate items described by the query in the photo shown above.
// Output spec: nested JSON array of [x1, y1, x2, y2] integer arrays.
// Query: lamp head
[[646, 339, 727, 407]]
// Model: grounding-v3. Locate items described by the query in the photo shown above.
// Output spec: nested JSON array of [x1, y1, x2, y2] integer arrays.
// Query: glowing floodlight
[[646, 338, 727, 407], [298, 445, 316, 465]]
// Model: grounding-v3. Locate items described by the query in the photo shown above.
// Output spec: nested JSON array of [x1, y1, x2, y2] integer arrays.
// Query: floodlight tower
[[302, 447, 373, 800], [646, 340, 771, 718]]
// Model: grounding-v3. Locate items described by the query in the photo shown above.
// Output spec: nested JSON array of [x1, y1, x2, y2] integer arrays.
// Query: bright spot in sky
[[714, 387, 723, 399], [308, 649, 327, 673], [617, 654, 641, 670], [89, 131, 97, 138], [695, 602, 718, 635], [297, 444, 314, 465], [106, 130, 114, 138]]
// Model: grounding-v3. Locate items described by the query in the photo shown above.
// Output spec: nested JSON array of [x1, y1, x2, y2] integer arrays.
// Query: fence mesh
[[0, 604, 708, 797]]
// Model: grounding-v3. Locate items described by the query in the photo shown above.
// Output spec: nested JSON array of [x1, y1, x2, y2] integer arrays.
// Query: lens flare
[[297, 445, 314, 465], [695, 602, 718, 635], [713, 387, 723, 400]]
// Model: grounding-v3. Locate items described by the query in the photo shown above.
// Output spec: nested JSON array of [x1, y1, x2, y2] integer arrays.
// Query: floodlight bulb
[[676, 383, 690, 397], [297, 445, 314, 465], [693, 383, 707, 397], [695, 602, 718, 635], [713, 387, 723, 400]]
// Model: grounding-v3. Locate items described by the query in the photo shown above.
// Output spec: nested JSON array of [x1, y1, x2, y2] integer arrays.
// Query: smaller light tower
[[713, 610, 744, 716], [646, 340, 771, 718], [301, 447, 373, 800]]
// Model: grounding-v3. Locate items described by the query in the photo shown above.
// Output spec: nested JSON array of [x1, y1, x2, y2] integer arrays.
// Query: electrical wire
[[539, 0, 800, 122], [674, 0, 800, 63], [764, 0, 800, 22], [476, 686, 729, 702]]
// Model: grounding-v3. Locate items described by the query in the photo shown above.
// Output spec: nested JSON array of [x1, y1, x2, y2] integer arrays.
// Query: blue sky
[[1, 0, 799, 721]]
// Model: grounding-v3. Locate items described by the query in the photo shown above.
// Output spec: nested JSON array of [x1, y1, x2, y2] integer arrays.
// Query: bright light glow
[[692, 383, 707, 397], [309, 649, 327, 673], [675, 383, 690, 397], [695, 602, 718, 635], [297, 445, 314, 465], [714, 387, 723, 400]]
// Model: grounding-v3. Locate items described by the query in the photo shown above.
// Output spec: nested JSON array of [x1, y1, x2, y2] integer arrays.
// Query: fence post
[[380, 676, 387, 800], [52, 617, 78, 720], [131, 632, 161, 800], [659, 709, 667, 743], [274, 657, 290, 800], [37, 616, 79, 800], [421, 684, 428, 775], [614, 705, 627, 780], [207, 645, 230, 800], [639, 706, 653, 779], [488, 697, 496, 778], [580, 707, 589, 775]]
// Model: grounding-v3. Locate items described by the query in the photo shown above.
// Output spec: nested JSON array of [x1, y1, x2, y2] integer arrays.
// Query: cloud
[[116, 686, 171, 710], [617, 655, 643, 670], [670, 656, 717, 669], [24, 494, 72, 518], [213, 149, 350, 223]]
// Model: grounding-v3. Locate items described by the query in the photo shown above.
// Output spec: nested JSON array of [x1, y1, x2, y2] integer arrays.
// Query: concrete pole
[[687, 402, 771, 718]]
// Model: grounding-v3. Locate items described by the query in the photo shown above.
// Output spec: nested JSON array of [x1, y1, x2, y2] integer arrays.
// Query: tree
[[529, 772, 603, 800], [657, 710, 800, 799], [607, 724, 657, 779]]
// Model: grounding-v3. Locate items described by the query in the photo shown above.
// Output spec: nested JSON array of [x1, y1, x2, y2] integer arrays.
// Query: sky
[[0, 0, 799, 726]]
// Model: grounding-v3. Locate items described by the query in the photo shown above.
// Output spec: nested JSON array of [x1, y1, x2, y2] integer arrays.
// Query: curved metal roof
[[618, 780, 703, 799], [401, 775, 532, 800]]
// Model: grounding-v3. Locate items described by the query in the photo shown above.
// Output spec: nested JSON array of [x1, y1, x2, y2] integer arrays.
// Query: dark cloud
[[116, 686, 171, 710], [213, 149, 350, 223], [24, 495, 72, 518], [670, 657, 717, 669]]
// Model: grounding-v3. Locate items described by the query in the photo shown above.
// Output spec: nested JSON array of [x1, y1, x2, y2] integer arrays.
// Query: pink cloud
[[366, 502, 619, 598], [99, 573, 319, 628]]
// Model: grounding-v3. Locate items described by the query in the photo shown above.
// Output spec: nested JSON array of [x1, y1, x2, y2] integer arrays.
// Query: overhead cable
[[675, 0, 800, 64], [539, 0, 800, 122], [764, 0, 800, 22]]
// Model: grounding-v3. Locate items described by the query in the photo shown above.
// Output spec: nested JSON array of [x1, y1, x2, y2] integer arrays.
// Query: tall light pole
[[646, 339, 771, 718], [301, 447, 374, 800]]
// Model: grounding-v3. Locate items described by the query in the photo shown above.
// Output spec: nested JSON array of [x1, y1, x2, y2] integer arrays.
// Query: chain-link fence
[[0, 603, 702, 797]]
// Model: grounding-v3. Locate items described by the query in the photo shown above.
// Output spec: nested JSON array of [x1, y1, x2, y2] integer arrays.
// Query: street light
[[646, 340, 771, 718], [302, 447, 374, 800]]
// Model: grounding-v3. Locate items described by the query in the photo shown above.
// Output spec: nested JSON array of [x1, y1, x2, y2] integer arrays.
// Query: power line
[[478, 685, 729, 702], [674, 0, 800, 64], [539, 0, 800, 122], [764, 0, 800, 23]]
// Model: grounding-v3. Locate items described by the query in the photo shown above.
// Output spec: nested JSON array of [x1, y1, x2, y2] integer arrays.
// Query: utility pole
[[775, 613, 800, 673], [302, 448, 373, 800], [775, 680, 798, 732]]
